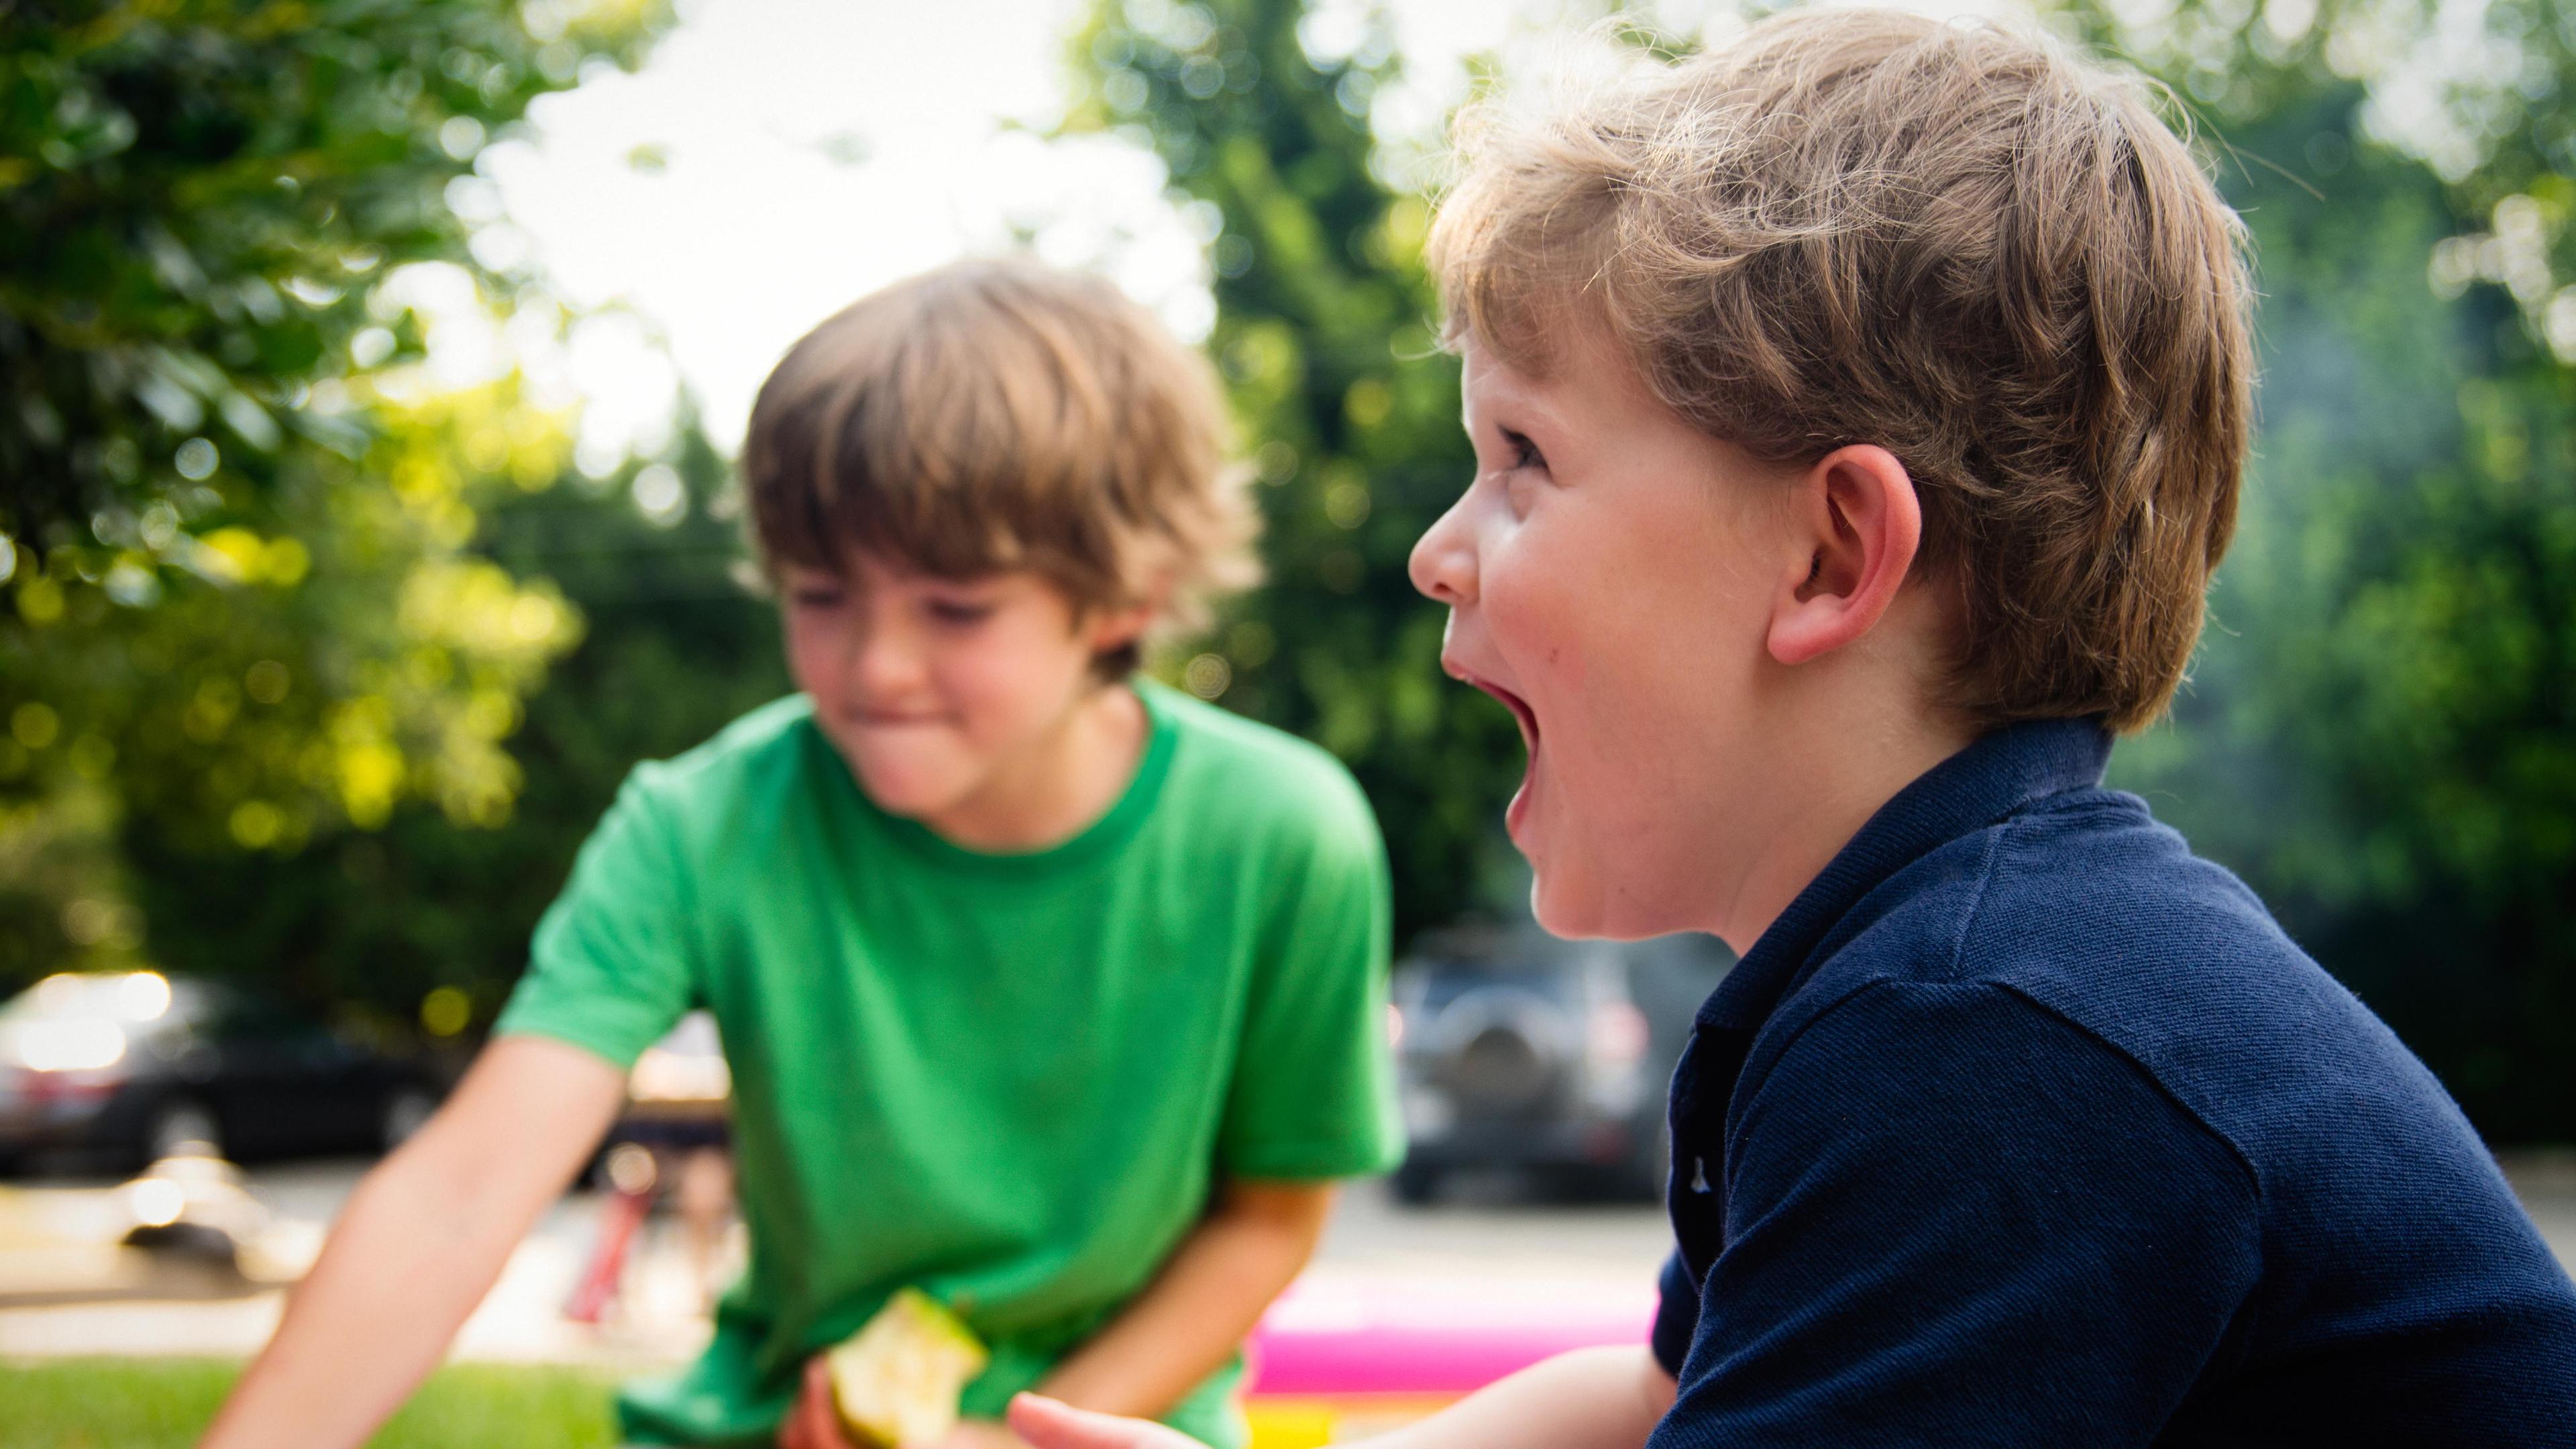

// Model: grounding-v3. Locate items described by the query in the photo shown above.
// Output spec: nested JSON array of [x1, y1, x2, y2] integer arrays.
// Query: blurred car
[[1390, 924, 1733, 1203], [0, 970, 443, 1171], [578, 1009, 733, 1191]]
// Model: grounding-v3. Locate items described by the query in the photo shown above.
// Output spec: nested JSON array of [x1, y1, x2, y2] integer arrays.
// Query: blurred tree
[[2078, 0, 2576, 1138], [0, 0, 663, 536], [0, 0, 673, 1001], [1065, 0, 1521, 945], [124, 427, 788, 1032]]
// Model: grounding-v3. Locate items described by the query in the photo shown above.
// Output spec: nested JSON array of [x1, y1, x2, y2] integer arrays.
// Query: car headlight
[[11, 1018, 128, 1073]]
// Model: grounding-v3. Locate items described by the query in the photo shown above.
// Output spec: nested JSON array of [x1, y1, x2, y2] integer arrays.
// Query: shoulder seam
[[1964, 816, 2263, 1197], [1964, 822, 2265, 1203], [1943, 819, 2008, 985], [1983, 978, 2265, 1201], [1726, 977, 2265, 1222]]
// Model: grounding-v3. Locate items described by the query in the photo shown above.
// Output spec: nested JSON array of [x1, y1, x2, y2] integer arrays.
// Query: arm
[[784, 1179, 1337, 1449], [197, 1034, 626, 1449], [1362, 1346, 1673, 1449], [1006, 1344, 1674, 1449], [1040, 1179, 1335, 1415]]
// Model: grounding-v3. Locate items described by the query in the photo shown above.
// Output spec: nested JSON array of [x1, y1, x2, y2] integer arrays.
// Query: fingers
[[1006, 1394, 1197, 1449], [775, 1358, 811, 1449], [781, 1355, 851, 1449], [778, 1381, 806, 1449]]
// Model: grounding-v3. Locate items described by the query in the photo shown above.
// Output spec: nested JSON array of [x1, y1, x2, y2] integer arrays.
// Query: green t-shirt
[[494, 680, 1403, 1448]]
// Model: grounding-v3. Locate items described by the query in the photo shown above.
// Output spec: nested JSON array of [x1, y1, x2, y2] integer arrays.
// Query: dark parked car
[[0, 971, 442, 1171], [1391, 924, 1733, 1203]]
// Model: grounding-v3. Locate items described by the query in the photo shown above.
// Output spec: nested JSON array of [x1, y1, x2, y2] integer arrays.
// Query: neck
[[920, 682, 1149, 853], [1703, 701, 1978, 957]]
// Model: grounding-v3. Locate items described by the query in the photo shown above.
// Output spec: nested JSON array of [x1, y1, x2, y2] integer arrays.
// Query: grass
[[0, 1358, 625, 1448]]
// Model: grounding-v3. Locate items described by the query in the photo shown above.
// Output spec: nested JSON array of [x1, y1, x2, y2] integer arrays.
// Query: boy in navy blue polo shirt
[[1009, 10, 2576, 1449]]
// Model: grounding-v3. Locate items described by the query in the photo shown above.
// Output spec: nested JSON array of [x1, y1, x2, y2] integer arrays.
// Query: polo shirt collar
[[1697, 717, 2114, 1030]]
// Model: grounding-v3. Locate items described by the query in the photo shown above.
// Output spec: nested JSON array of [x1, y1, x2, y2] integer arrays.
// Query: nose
[[1409, 488, 1478, 606], [850, 605, 926, 698]]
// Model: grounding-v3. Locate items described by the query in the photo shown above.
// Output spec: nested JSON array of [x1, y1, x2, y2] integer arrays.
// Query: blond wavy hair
[[743, 258, 1258, 675], [1428, 9, 2253, 733]]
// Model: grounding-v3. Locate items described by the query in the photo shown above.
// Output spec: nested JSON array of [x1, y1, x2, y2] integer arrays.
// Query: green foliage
[[2092, 0, 2576, 1138], [1067, 0, 1521, 942], [0, 0, 673, 1000], [13, 377, 584, 845], [0, 0, 664, 539], [124, 425, 787, 1030]]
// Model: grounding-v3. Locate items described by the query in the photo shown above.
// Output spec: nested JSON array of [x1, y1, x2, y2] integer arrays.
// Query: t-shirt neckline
[[831, 678, 1183, 879]]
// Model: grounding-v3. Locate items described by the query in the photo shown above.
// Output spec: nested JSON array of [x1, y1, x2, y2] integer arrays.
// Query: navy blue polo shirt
[[1648, 719, 2576, 1445]]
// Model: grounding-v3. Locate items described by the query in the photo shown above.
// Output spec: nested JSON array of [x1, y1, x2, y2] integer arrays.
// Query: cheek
[[781, 614, 838, 692], [935, 622, 1087, 731], [1479, 524, 1589, 684], [1501, 493, 1772, 778]]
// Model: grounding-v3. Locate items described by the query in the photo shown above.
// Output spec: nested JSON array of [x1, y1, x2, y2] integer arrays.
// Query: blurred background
[[2, 0, 2572, 1442]]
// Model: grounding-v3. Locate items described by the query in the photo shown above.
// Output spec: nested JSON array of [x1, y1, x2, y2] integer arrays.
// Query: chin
[[835, 748, 969, 820], [1531, 865, 1688, 943], [1528, 870, 1608, 941], [861, 773, 971, 820]]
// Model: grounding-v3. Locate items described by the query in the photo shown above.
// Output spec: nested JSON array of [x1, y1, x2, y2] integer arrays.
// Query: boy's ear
[[1081, 579, 1167, 653], [1085, 604, 1155, 653], [1766, 444, 1924, 667]]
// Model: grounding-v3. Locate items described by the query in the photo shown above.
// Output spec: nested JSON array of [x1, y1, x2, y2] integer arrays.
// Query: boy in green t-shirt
[[199, 259, 1404, 1449]]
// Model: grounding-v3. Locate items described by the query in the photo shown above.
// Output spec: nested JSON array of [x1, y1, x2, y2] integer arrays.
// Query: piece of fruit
[[827, 1287, 991, 1448]]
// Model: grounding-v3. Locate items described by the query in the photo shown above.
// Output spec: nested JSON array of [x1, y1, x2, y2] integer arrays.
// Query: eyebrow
[[1465, 378, 1570, 451]]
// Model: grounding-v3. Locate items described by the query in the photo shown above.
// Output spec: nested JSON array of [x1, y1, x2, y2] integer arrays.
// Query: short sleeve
[[1214, 783, 1405, 1181], [493, 766, 698, 1070], [1650, 981, 2262, 1447]]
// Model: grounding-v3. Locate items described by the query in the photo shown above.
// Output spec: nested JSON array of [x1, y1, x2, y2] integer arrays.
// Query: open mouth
[[1442, 655, 1544, 837], [1443, 657, 1540, 761], [1456, 672, 1543, 841], [1471, 678, 1540, 757]]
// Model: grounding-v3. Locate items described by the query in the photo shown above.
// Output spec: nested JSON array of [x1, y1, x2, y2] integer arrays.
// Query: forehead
[[1459, 335, 1535, 409], [777, 550, 1018, 590], [1459, 325, 1662, 434]]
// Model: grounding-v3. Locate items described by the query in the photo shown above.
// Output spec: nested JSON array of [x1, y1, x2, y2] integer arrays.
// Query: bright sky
[[404, 0, 2020, 469]]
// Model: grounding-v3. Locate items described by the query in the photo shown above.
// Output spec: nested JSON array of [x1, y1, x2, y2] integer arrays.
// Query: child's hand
[[1005, 1394, 1206, 1449], [778, 1356, 1042, 1449], [779, 1356, 859, 1449], [936, 1420, 1037, 1449]]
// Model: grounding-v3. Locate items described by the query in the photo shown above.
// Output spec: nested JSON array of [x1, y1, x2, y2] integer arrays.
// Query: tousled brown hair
[[743, 258, 1257, 676], [1429, 9, 2253, 733]]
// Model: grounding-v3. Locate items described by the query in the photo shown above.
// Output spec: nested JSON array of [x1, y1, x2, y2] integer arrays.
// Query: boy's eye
[[1502, 428, 1547, 473], [790, 587, 846, 610], [926, 599, 995, 626]]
